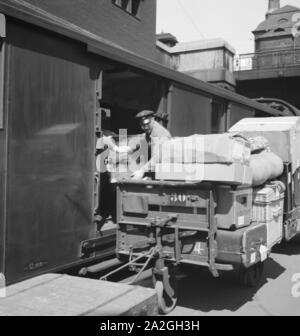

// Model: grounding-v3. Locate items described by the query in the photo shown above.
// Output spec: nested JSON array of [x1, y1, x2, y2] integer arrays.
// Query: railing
[[234, 48, 300, 71]]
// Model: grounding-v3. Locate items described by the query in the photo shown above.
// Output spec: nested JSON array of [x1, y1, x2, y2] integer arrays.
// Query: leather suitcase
[[216, 185, 253, 230], [216, 222, 268, 267]]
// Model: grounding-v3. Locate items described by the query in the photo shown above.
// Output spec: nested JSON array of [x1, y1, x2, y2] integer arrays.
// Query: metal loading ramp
[[0, 274, 158, 316]]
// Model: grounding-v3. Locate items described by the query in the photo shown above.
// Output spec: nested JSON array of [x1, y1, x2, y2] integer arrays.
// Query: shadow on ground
[[171, 257, 285, 313], [272, 235, 300, 256], [135, 256, 285, 314]]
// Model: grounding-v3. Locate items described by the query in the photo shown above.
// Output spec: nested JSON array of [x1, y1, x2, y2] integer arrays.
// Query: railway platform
[[0, 274, 158, 316]]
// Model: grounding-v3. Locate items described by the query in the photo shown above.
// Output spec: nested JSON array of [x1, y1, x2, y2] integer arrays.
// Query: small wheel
[[239, 262, 264, 288], [153, 267, 178, 314]]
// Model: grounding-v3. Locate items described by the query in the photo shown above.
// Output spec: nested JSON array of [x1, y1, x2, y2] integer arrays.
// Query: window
[[131, 0, 141, 16], [113, 0, 142, 18], [278, 18, 288, 24]]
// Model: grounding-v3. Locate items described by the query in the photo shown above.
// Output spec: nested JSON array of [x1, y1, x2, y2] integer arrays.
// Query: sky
[[156, 0, 300, 54]]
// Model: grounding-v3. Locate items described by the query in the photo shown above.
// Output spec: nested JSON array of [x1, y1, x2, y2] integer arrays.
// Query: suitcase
[[216, 185, 253, 230], [252, 182, 284, 248], [216, 222, 268, 267]]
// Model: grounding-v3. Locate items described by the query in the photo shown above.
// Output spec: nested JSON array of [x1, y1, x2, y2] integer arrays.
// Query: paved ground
[[167, 236, 300, 316]]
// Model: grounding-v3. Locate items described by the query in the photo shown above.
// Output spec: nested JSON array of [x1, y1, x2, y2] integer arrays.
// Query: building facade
[[156, 36, 236, 91], [235, 0, 300, 108], [22, 0, 157, 60], [22, 0, 236, 89]]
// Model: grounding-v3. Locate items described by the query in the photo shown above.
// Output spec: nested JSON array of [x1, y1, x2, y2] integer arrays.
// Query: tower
[[266, 0, 280, 17]]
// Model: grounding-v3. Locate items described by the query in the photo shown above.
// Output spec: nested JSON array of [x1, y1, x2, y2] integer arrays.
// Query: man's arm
[[131, 135, 170, 179]]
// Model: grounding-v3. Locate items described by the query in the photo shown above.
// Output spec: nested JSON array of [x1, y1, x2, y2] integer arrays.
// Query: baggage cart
[[101, 179, 269, 314]]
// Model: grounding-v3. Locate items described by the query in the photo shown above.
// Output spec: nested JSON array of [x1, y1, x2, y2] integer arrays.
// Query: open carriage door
[[88, 70, 117, 258]]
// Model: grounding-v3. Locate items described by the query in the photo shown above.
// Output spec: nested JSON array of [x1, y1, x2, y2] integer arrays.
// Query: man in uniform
[[95, 129, 133, 228], [131, 110, 171, 179]]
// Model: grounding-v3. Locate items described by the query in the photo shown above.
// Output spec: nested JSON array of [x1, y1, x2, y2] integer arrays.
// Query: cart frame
[[101, 179, 267, 313]]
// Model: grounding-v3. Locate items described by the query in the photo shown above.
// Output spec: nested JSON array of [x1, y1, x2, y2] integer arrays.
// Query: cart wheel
[[153, 267, 178, 314], [239, 262, 264, 288]]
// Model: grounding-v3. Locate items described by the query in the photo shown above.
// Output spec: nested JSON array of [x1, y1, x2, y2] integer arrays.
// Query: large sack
[[250, 154, 272, 187], [250, 151, 283, 186], [262, 152, 284, 180], [158, 133, 251, 165]]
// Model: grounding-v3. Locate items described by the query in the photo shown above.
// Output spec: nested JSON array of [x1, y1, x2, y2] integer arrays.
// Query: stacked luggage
[[153, 129, 287, 267], [229, 116, 300, 241], [216, 180, 285, 266], [252, 181, 285, 248], [155, 133, 252, 185]]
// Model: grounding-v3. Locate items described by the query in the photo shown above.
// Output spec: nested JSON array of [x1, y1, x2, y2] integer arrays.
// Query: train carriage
[[0, 0, 286, 285]]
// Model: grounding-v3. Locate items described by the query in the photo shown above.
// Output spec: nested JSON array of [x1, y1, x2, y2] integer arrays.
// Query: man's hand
[[96, 136, 115, 150], [131, 169, 145, 180]]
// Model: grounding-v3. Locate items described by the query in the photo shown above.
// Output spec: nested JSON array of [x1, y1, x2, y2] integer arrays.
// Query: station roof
[[168, 38, 236, 55], [0, 0, 279, 116], [156, 38, 236, 56]]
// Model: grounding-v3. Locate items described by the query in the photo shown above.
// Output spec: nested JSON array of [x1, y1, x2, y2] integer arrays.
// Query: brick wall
[[257, 36, 293, 51], [23, 0, 156, 59]]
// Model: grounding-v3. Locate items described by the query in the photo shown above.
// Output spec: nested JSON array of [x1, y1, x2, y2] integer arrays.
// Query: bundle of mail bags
[[155, 133, 252, 185], [155, 132, 284, 186], [247, 136, 283, 187]]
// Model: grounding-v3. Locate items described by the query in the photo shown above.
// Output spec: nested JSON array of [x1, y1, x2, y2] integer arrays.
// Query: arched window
[[278, 18, 288, 24]]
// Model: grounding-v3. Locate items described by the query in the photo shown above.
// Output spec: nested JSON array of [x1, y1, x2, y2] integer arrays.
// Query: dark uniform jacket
[[145, 120, 171, 170]]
